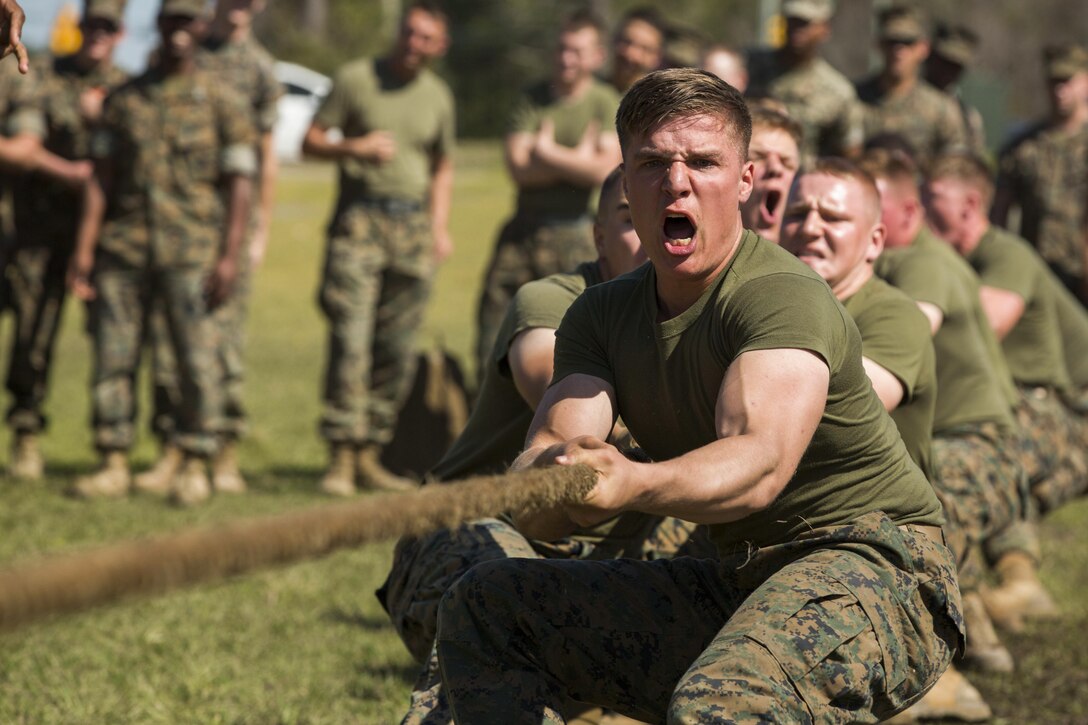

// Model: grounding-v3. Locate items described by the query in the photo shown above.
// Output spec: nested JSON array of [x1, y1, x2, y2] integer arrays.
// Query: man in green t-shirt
[[473, 9, 621, 378], [379, 168, 711, 722], [926, 153, 1087, 628], [436, 69, 961, 724], [780, 161, 936, 480], [302, 1, 455, 496]]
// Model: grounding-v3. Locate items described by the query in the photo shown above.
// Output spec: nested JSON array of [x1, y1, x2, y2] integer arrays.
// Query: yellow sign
[[51, 3, 83, 56]]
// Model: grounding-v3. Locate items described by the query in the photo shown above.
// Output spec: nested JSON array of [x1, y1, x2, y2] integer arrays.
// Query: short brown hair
[[807, 158, 882, 224], [858, 147, 920, 198], [928, 152, 995, 206], [750, 107, 803, 150], [616, 68, 751, 159], [562, 8, 607, 40], [406, 0, 448, 29]]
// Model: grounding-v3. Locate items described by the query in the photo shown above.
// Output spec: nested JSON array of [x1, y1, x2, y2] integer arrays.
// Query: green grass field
[[0, 142, 1086, 723]]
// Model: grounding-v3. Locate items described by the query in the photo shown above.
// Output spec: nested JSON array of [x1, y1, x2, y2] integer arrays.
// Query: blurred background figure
[[925, 22, 987, 155], [740, 107, 801, 243], [746, 0, 862, 164], [992, 43, 1088, 304], [701, 43, 747, 92], [856, 4, 967, 169], [608, 5, 664, 94], [473, 9, 619, 381], [3, 0, 127, 481], [302, 1, 455, 497]]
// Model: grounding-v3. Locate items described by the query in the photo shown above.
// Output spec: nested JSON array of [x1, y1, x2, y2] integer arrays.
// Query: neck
[[880, 71, 917, 96], [780, 47, 816, 68], [386, 55, 421, 82], [1053, 105, 1088, 133], [833, 265, 873, 301], [209, 20, 248, 44], [554, 73, 592, 100], [654, 226, 743, 321]]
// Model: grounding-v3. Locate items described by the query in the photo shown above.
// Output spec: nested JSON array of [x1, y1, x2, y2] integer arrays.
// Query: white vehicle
[[273, 61, 332, 162]]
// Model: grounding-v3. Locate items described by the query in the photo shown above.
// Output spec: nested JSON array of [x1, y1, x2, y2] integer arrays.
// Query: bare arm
[[205, 173, 253, 308], [249, 131, 277, 267], [508, 327, 558, 410], [531, 120, 621, 188], [67, 159, 111, 301], [429, 153, 453, 263], [504, 132, 559, 188], [516, 348, 829, 538], [301, 121, 395, 164], [915, 301, 944, 335], [978, 285, 1025, 340], [861, 356, 906, 412]]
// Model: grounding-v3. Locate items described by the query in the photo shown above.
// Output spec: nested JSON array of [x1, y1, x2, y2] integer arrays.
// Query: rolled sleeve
[[221, 143, 258, 177]]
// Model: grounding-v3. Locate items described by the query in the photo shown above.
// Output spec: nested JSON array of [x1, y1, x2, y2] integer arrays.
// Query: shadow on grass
[[349, 661, 419, 693], [323, 606, 393, 632]]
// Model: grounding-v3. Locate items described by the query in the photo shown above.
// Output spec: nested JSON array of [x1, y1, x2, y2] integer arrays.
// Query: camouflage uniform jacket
[[90, 67, 258, 269], [746, 49, 863, 161], [856, 76, 968, 167], [7, 55, 128, 248], [196, 34, 282, 135], [996, 121, 1088, 280]]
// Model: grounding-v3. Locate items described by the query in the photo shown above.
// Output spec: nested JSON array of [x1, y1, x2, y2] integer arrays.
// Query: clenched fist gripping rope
[[0, 464, 598, 631]]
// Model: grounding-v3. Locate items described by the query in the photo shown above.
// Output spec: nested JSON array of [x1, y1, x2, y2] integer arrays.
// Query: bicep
[[525, 373, 616, 450], [979, 285, 1025, 340], [716, 348, 829, 475], [504, 133, 533, 172], [508, 327, 558, 410], [861, 356, 906, 411]]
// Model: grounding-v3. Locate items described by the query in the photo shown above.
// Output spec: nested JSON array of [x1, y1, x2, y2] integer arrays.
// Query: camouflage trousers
[[4, 243, 71, 433], [437, 512, 963, 724], [382, 515, 714, 724], [983, 388, 1088, 564], [90, 262, 222, 457], [930, 424, 1028, 591], [146, 256, 251, 442], [474, 214, 595, 378], [318, 203, 433, 446]]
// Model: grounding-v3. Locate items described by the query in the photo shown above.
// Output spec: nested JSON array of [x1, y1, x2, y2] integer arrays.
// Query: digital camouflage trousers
[[381, 515, 714, 724], [474, 214, 595, 379], [4, 243, 71, 433], [931, 423, 1028, 590], [318, 204, 433, 446], [90, 262, 222, 457], [436, 512, 963, 725]]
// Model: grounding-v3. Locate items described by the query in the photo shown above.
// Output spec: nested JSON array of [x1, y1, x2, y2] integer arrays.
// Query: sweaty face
[[556, 27, 604, 86], [394, 8, 448, 72], [623, 113, 753, 292], [594, 185, 647, 280], [781, 173, 881, 295], [740, 126, 800, 243], [613, 19, 662, 81], [922, 177, 970, 252]]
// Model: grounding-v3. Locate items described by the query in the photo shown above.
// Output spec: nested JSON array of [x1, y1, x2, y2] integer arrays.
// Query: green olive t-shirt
[[553, 231, 942, 551], [842, 276, 937, 480]]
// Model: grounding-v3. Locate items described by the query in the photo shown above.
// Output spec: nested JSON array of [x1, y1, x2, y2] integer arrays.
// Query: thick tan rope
[[0, 464, 597, 631]]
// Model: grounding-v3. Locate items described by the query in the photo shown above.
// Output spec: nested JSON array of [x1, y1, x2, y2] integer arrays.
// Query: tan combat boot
[[133, 444, 183, 497], [9, 432, 44, 480], [171, 456, 212, 507], [960, 590, 1014, 672], [212, 439, 247, 494], [71, 451, 131, 499], [356, 443, 418, 493], [320, 444, 356, 497], [981, 551, 1059, 632], [885, 666, 991, 723]]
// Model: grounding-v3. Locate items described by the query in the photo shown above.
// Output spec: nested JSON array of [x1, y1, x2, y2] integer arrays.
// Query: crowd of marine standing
[[1, 0, 1087, 722]]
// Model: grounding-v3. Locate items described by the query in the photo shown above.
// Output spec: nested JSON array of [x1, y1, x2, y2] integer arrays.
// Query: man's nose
[[662, 162, 691, 196]]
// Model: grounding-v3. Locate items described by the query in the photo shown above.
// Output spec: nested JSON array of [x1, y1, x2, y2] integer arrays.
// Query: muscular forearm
[[257, 132, 277, 233], [0, 133, 40, 171], [429, 155, 452, 235], [221, 174, 252, 262], [532, 143, 619, 188]]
